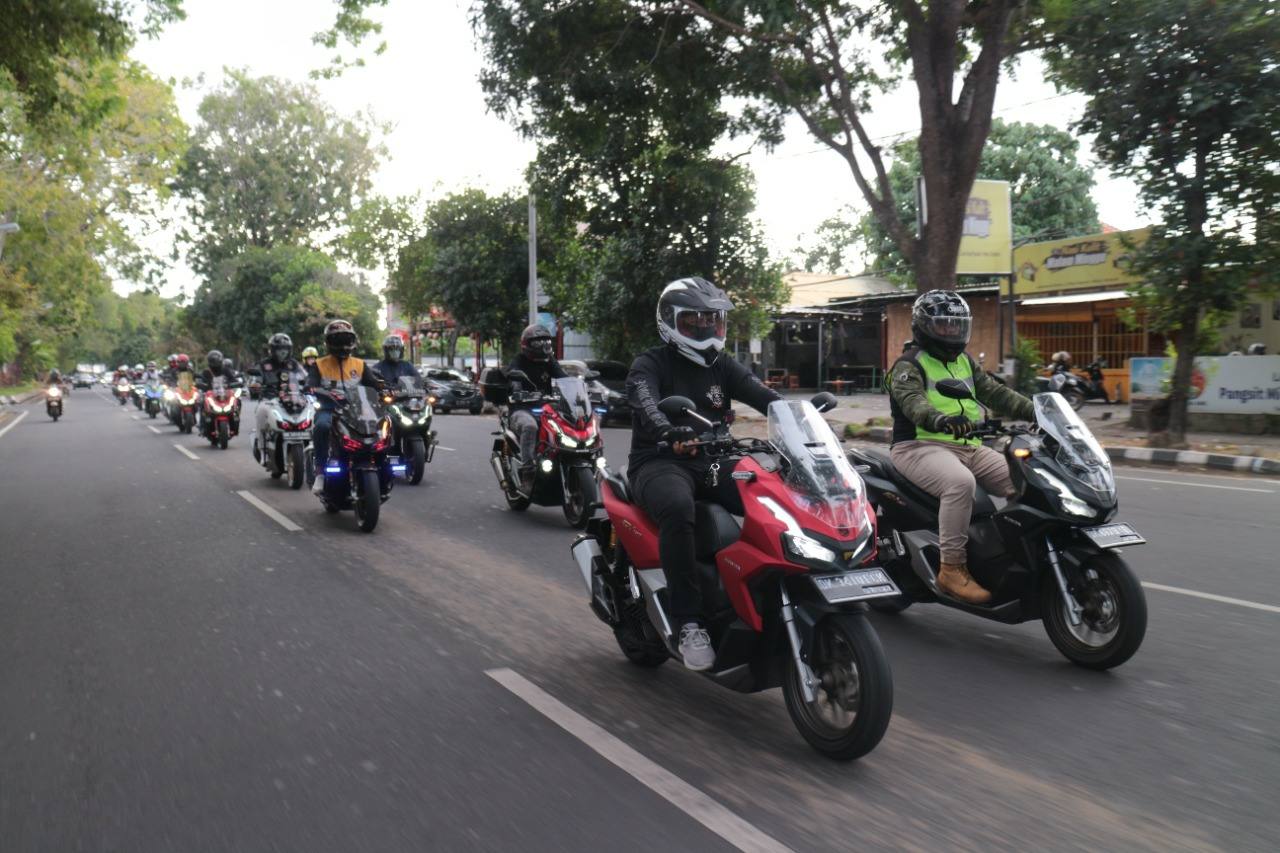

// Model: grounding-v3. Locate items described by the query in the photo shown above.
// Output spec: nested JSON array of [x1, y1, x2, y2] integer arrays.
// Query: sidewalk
[[734, 391, 1280, 475]]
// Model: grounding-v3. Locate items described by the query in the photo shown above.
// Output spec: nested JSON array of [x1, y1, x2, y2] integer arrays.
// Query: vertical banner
[[957, 179, 1012, 275]]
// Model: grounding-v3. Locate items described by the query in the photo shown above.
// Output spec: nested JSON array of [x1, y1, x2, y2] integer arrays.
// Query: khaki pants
[[890, 440, 1015, 564]]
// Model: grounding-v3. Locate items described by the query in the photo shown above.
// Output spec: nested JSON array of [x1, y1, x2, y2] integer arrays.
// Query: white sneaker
[[678, 623, 715, 672]]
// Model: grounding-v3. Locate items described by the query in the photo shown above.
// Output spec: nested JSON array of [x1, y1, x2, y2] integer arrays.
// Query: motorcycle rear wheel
[[1041, 552, 1146, 670], [287, 443, 304, 490], [613, 599, 668, 667], [783, 613, 893, 761], [355, 469, 380, 532]]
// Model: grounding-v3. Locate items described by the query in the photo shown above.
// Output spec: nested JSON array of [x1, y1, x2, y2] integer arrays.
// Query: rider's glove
[[934, 414, 975, 439], [658, 425, 697, 448]]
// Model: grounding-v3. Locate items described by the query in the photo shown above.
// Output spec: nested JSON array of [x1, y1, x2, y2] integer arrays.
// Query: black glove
[[934, 414, 975, 439], [658, 425, 697, 448]]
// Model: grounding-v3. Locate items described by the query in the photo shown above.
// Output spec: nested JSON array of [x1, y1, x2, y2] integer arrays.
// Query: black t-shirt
[[625, 346, 780, 474], [505, 354, 566, 397]]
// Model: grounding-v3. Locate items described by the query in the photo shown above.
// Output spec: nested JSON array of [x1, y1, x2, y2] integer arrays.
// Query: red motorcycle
[[485, 372, 604, 528], [571, 392, 897, 760], [201, 377, 242, 450], [171, 385, 201, 434]]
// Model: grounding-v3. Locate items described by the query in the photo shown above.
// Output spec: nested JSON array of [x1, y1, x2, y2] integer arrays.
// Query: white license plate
[[811, 569, 900, 603], [1082, 522, 1146, 549]]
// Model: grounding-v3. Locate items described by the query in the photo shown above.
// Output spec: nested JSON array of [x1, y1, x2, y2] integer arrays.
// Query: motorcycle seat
[[695, 502, 740, 560], [852, 446, 996, 516], [605, 470, 632, 503]]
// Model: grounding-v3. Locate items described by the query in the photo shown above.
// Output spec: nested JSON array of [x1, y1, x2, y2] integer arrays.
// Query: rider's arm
[[359, 363, 387, 390], [548, 359, 567, 381], [888, 362, 951, 430], [971, 358, 1035, 421], [626, 352, 672, 434], [723, 357, 781, 414]]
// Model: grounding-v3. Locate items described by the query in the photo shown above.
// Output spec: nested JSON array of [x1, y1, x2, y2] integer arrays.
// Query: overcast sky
[[129, 0, 1143, 299]]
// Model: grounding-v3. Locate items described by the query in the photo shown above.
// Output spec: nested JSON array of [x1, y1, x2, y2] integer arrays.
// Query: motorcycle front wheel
[[1041, 552, 1146, 670], [287, 443, 304, 490], [562, 465, 597, 529], [217, 420, 229, 450], [783, 612, 893, 761], [355, 469, 380, 532], [1063, 387, 1086, 410], [408, 437, 426, 485]]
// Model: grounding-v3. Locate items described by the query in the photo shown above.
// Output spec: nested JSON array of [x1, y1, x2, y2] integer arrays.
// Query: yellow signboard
[[1005, 228, 1148, 295], [956, 179, 1012, 275]]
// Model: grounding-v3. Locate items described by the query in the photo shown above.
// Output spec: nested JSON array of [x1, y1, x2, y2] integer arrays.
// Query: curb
[[848, 425, 1280, 476]]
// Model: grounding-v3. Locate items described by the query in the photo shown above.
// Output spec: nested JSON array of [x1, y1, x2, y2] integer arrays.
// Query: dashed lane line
[[147, 425, 162, 434], [174, 444, 200, 460], [1142, 582, 1280, 615], [0, 410, 29, 440], [235, 490, 303, 532], [486, 667, 791, 853]]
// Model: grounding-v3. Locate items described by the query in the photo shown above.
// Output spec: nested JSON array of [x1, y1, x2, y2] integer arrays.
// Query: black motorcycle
[[314, 384, 394, 533], [384, 376, 437, 485], [1079, 359, 1113, 404], [849, 380, 1147, 670]]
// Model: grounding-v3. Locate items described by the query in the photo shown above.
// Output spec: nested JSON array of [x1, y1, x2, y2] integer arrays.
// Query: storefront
[[760, 308, 883, 392]]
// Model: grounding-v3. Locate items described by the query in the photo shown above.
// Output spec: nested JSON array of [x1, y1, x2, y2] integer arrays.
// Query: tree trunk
[[1161, 305, 1200, 448]]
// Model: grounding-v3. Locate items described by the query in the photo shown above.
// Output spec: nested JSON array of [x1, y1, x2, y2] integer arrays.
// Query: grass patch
[[0, 382, 40, 398], [843, 417, 892, 440]]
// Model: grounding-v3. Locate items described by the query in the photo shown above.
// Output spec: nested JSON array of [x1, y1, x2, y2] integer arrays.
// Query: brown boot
[[936, 561, 992, 604]]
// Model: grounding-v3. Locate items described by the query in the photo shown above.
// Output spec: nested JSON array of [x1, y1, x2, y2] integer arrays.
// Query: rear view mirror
[[935, 379, 973, 400], [657, 395, 695, 420], [810, 391, 838, 413]]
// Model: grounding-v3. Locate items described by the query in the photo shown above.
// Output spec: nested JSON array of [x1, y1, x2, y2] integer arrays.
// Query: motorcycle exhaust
[[489, 453, 508, 488]]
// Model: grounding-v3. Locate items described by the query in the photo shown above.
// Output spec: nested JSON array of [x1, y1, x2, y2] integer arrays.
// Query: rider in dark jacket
[[626, 277, 781, 671], [505, 324, 567, 486], [373, 334, 422, 386], [256, 333, 306, 400], [305, 320, 386, 493]]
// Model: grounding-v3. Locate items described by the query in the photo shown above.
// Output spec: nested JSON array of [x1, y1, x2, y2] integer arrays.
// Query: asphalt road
[[0, 391, 1276, 852]]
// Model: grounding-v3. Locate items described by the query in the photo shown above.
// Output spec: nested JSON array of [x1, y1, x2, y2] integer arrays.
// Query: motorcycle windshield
[[1034, 392, 1116, 503], [397, 376, 426, 396], [554, 377, 592, 423], [342, 385, 385, 435], [211, 376, 227, 396], [767, 400, 867, 533], [279, 373, 308, 410]]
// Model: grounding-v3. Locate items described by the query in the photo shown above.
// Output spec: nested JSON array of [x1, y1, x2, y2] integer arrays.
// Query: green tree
[[175, 72, 384, 276], [1044, 0, 1280, 445], [851, 119, 1100, 283]]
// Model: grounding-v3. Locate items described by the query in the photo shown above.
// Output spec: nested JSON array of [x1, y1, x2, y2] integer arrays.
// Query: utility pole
[[527, 193, 538, 326]]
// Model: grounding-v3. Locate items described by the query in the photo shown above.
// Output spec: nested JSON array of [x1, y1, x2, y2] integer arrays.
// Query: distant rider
[[886, 290, 1035, 604], [253, 333, 306, 459], [196, 350, 243, 429], [626, 277, 781, 671], [301, 346, 319, 371], [505, 324, 566, 490], [373, 334, 422, 387], [305, 320, 385, 494]]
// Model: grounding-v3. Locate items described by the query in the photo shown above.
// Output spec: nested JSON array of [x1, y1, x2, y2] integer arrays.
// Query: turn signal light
[[1012, 448, 1032, 459]]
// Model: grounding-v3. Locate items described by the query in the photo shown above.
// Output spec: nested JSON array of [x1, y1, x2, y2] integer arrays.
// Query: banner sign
[[917, 177, 1012, 275], [1129, 355, 1280, 414], [1006, 228, 1148, 295]]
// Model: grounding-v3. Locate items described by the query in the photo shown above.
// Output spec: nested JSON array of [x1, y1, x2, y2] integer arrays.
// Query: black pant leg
[[632, 460, 702, 623]]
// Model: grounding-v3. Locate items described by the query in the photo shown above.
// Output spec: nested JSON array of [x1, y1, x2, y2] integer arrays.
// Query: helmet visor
[[926, 315, 971, 345], [327, 332, 357, 351], [674, 309, 727, 343]]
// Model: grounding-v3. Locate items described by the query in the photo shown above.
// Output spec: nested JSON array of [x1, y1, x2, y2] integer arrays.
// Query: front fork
[[781, 585, 820, 703]]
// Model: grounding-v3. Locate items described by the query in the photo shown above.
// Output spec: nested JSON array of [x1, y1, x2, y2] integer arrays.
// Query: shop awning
[[1018, 290, 1130, 306]]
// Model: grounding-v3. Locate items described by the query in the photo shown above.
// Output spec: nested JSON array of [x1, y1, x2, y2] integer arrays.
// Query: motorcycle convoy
[[61, 297, 1146, 763]]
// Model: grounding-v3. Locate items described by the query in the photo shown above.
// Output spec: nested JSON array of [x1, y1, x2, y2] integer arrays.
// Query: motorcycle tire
[[408, 438, 426, 485], [1041, 551, 1146, 670], [287, 443, 304, 490], [50, 412, 60, 422], [149, 408, 157, 419], [355, 469, 380, 533], [217, 420, 229, 450], [562, 465, 597, 529], [1062, 387, 1086, 411], [613, 598, 668, 668], [783, 612, 893, 761]]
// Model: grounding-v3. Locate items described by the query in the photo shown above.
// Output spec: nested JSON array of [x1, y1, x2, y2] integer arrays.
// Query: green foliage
[[851, 120, 1099, 283], [1043, 0, 1280, 440], [186, 246, 380, 365], [1011, 335, 1044, 396], [175, 71, 384, 276]]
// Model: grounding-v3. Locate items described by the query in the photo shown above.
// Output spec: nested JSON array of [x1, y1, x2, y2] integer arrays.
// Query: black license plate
[[1082, 522, 1145, 549], [811, 568, 900, 603]]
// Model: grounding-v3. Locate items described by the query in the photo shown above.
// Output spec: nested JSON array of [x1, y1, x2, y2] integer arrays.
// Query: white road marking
[[435, 445, 456, 452], [1143, 582, 1280, 614], [1116, 475, 1274, 494], [147, 425, 162, 434], [486, 667, 791, 853], [131, 414, 141, 420], [0, 409, 29, 439], [235, 490, 303, 532], [174, 444, 199, 460]]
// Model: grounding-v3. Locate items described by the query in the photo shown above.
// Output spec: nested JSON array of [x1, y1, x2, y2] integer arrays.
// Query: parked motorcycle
[[485, 371, 604, 529], [572, 393, 896, 760], [45, 385, 63, 421], [384, 376, 437, 485], [849, 381, 1146, 670], [254, 374, 314, 490], [1035, 365, 1087, 410], [143, 379, 164, 419], [314, 384, 395, 533], [201, 377, 242, 450], [1078, 359, 1113, 404]]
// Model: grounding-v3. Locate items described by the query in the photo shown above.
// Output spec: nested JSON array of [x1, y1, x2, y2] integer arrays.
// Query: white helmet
[[656, 277, 733, 367]]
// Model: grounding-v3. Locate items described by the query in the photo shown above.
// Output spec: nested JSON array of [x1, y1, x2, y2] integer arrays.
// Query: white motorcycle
[[253, 372, 315, 490]]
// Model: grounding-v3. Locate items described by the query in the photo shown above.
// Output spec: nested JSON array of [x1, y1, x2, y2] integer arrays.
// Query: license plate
[[1082, 522, 1145, 549], [811, 568, 900, 604]]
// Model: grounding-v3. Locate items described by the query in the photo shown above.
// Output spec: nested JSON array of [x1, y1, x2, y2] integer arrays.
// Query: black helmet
[[268, 332, 293, 364], [324, 319, 358, 358], [656, 276, 733, 367], [48, 368, 62, 382], [382, 334, 405, 363], [207, 350, 224, 372], [520, 324, 554, 362], [911, 290, 971, 361]]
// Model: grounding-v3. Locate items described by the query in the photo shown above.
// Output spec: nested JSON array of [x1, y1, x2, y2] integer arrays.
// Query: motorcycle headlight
[[559, 434, 579, 449], [47, 387, 61, 398], [400, 415, 412, 427], [1033, 467, 1095, 518], [783, 532, 838, 564]]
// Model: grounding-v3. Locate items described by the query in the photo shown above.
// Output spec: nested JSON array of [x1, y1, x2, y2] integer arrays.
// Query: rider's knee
[[938, 467, 976, 500]]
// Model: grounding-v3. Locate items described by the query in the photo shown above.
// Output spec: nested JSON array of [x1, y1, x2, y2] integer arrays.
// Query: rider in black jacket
[[253, 333, 306, 459], [373, 334, 422, 386], [506, 324, 567, 487], [626, 277, 780, 671]]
